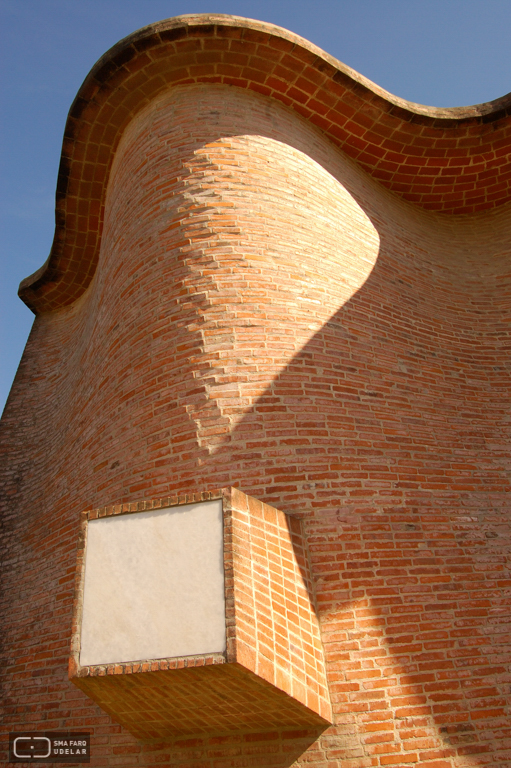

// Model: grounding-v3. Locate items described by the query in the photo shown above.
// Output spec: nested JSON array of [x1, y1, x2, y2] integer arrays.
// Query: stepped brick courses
[[18, 14, 511, 313], [1, 14, 510, 768]]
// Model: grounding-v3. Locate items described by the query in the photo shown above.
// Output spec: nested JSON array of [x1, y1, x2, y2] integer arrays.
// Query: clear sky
[[1, 0, 510, 415]]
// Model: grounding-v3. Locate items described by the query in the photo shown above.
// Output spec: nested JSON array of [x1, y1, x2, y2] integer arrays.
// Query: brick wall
[[1, 78, 510, 767], [225, 488, 331, 723], [18, 15, 511, 313]]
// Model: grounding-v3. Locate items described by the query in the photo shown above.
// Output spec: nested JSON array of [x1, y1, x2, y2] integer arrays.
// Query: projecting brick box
[[69, 488, 331, 739], [1, 13, 510, 768]]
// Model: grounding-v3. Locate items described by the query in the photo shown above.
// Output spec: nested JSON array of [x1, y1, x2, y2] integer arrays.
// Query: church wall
[[1, 83, 510, 767]]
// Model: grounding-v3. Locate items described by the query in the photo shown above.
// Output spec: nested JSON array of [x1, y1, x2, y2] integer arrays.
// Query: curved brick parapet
[[1, 18, 510, 768], [18, 13, 511, 313]]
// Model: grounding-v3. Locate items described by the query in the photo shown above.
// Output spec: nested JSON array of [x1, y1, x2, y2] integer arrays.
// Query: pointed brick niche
[[69, 488, 332, 740]]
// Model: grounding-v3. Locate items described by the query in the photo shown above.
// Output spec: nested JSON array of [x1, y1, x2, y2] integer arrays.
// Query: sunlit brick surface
[[1, 26, 511, 768], [17, 15, 511, 313], [225, 488, 331, 722]]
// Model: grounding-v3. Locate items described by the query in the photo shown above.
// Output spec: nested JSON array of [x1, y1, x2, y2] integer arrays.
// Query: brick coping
[[19, 13, 511, 314]]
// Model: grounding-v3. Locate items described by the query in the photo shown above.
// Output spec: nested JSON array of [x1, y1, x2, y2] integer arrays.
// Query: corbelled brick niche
[[69, 487, 332, 740]]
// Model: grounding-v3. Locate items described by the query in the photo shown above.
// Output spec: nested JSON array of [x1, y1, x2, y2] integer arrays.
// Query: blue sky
[[1, 0, 510, 415]]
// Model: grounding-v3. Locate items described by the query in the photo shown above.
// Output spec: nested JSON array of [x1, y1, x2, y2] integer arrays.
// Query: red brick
[[2, 13, 511, 768]]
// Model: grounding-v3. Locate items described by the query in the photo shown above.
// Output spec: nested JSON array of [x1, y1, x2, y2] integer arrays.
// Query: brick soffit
[[19, 13, 511, 314]]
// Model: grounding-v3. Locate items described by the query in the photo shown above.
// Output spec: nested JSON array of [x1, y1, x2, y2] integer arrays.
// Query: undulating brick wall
[[1, 17, 510, 768]]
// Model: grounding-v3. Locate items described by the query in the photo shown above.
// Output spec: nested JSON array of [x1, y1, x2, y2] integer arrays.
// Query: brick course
[[1, 17, 510, 768]]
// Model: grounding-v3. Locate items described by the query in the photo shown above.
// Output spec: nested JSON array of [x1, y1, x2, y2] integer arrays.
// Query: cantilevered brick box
[[69, 488, 332, 740]]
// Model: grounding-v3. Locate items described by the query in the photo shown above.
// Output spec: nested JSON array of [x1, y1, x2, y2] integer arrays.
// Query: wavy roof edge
[[19, 14, 511, 314]]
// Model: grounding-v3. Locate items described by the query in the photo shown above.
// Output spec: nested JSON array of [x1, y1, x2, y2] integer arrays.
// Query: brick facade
[[1, 15, 510, 768]]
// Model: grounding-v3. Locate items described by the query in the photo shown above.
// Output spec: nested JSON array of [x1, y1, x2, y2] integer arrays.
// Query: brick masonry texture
[[16, 14, 511, 313], [1, 14, 510, 768], [69, 488, 331, 738]]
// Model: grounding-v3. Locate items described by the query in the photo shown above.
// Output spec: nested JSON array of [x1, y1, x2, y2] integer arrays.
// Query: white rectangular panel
[[79, 499, 225, 666]]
